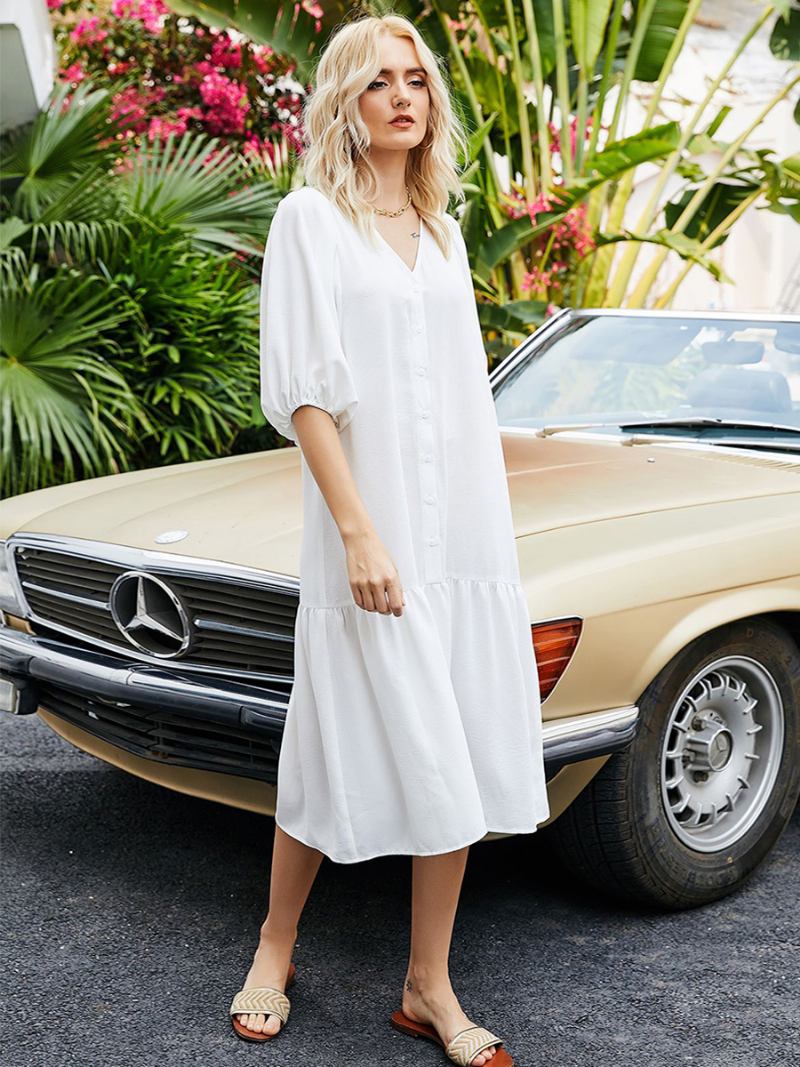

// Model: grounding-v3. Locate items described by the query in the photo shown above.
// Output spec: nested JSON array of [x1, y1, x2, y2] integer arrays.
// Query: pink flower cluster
[[110, 84, 167, 133], [70, 16, 108, 46], [51, 2, 306, 159], [62, 61, 85, 83], [546, 116, 597, 160], [199, 72, 250, 135], [209, 35, 242, 70], [299, 0, 324, 34], [502, 188, 596, 297], [110, 0, 169, 34]]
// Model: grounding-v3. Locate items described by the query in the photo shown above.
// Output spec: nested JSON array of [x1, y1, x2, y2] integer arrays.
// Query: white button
[[427, 537, 440, 546], [416, 366, 426, 376], [423, 454, 433, 462], [419, 411, 430, 420], [424, 495, 436, 504], [414, 325, 423, 334]]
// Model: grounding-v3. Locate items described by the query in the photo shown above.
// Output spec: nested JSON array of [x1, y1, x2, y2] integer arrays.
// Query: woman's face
[[358, 33, 430, 154]]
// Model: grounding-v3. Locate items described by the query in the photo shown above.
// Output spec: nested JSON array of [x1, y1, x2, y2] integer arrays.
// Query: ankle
[[259, 916, 299, 945], [405, 963, 451, 996]]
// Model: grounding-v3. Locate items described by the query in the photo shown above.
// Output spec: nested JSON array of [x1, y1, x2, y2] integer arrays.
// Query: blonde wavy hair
[[299, 11, 469, 260]]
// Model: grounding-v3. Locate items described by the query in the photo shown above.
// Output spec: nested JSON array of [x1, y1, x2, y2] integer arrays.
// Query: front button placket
[[410, 279, 442, 581]]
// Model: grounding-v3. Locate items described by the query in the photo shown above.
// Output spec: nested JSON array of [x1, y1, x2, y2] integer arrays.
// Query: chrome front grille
[[11, 536, 299, 683]]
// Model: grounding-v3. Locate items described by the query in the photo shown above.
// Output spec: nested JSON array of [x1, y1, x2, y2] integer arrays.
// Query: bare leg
[[235, 824, 325, 1036], [402, 846, 500, 1066]]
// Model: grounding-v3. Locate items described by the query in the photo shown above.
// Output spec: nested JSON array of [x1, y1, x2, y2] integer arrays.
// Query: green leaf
[[769, 2, 800, 61], [477, 299, 549, 333], [633, 0, 694, 82], [595, 228, 734, 281], [570, 0, 615, 72]]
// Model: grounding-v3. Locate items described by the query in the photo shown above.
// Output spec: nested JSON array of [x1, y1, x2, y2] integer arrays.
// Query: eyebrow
[[377, 67, 427, 76]]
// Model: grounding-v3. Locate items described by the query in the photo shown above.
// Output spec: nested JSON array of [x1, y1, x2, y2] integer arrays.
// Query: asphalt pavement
[[2, 712, 798, 1067]]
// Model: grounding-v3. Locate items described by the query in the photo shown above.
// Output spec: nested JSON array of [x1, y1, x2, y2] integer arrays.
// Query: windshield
[[493, 314, 800, 444]]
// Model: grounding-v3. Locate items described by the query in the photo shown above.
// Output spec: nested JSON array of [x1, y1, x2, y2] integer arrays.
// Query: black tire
[[549, 616, 800, 910]]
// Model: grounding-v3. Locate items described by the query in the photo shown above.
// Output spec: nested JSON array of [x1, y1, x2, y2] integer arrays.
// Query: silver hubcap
[[660, 656, 784, 852]]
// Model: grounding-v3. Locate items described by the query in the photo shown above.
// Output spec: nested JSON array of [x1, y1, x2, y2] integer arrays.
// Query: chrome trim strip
[[0, 626, 639, 769], [9, 532, 300, 591], [20, 580, 111, 610]]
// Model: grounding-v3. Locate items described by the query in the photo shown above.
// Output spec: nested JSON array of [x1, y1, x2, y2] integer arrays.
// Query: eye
[[367, 80, 387, 90], [410, 79, 427, 88]]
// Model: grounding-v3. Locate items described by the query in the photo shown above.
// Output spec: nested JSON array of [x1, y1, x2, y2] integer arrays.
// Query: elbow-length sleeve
[[259, 190, 359, 445]]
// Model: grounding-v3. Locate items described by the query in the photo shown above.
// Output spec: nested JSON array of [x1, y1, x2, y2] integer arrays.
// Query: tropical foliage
[[0, 78, 285, 498]]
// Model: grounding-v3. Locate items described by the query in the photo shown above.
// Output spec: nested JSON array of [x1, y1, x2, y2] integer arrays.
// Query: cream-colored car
[[2, 308, 799, 910]]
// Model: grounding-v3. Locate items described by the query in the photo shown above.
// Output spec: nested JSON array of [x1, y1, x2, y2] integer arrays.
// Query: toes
[[472, 1047, 496, 1066], [234, 1009, 282, 1037], [262, 1013, 282, 1036]]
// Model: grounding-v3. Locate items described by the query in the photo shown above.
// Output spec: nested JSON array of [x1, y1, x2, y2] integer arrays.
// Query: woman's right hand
[[342, 527, 405, 616]]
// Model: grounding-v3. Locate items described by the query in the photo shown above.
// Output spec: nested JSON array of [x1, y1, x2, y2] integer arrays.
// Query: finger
[[360, 584, 377, 612], [371, 581, 392, 614], [386, 579, 405, 616]]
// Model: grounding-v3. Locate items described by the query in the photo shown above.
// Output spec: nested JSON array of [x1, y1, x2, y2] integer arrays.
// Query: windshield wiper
[[533, 418, 800, 439], [618, 417, 800, 436], [536, 421, 638, 436]]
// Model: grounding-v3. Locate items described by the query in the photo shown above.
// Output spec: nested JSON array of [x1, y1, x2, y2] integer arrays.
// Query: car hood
[[2, 435, 799, 573], [503, 431, 800, 537]]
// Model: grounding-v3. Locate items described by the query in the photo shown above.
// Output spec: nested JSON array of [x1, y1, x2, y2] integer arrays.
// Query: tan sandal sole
[[390, 1008, 514, 1066]]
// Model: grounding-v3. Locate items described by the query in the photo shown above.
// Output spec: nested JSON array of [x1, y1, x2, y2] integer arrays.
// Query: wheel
[[549, 617, 800, 910]]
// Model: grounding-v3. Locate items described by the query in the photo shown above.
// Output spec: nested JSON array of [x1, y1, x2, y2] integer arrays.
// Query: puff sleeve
[[259, 189, 359, 445]]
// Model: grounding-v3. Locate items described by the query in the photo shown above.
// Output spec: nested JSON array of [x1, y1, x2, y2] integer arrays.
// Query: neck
[[364, 148, 410, 209]]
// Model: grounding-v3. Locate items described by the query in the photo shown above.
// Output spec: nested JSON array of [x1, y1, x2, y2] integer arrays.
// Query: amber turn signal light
[[531, 617, 582, 700]]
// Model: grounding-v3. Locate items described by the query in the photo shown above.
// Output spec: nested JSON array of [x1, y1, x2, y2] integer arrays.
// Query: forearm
[[291, 405, 374, 542]]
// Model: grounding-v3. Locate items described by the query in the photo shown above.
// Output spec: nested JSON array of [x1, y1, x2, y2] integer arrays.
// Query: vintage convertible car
[[2, 308, 799, 910]]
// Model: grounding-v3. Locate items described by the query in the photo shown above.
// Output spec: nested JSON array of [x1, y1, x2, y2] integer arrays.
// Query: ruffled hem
[[275, 575, 550, 865], [274, 813, 550, 865], [298, 574, 525, 611]]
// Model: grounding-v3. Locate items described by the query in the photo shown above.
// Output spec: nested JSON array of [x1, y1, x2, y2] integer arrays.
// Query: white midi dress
[[259, 185, 550, 864]]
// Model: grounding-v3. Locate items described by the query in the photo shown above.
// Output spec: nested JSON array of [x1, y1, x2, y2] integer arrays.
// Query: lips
[[390, 117, 414, 127]]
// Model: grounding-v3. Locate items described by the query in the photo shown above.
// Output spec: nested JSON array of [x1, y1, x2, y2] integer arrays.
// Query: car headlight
[[0, 541, 25, 615]]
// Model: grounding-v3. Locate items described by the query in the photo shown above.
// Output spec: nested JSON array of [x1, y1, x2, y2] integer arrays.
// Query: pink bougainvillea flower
[[70, 16, 108, 46], [210, 33, 242, 70], [107, 60, 133, 76], [60, 62, 86, 84], [300, 0, 324, 18], [111, 0, 169, 33], [199, 71, 250, 134]]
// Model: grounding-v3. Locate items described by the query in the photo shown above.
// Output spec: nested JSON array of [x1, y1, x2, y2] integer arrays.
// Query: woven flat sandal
[[229, 960, 297, 1043], [390, 1009, 514, 1066]]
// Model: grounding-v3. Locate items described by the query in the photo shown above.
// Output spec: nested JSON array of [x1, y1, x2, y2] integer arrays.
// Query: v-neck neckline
[[375, 217, 424, 275]]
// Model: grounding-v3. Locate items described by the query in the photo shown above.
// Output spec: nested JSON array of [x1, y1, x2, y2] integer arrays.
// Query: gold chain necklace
[[373, 185, 412, 218]]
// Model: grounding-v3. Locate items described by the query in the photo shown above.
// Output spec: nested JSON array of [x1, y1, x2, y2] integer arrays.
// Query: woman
[[229, 13, 550, 1067]]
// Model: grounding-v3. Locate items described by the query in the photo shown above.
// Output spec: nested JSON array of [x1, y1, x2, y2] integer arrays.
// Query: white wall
[[0, 0, 55, 132]]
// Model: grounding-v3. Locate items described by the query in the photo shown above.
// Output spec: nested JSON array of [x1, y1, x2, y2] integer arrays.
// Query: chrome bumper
[[0, 625, 640, 783]]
